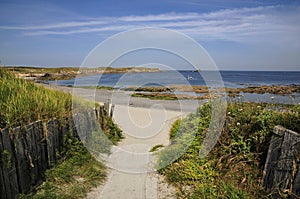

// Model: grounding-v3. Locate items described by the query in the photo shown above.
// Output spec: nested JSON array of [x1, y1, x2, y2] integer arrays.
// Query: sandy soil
[[86, 105, 187, 199]]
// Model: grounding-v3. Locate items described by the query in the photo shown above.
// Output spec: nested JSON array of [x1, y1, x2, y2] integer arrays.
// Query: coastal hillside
[[2, 66, 160, 81]]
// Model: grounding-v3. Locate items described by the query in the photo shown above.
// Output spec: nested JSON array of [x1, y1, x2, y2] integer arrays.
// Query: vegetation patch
[[20, 132, 106, 199], [131, 92, 210, 100], [75, 85, 115, 90], [150, 144, 164, 152], [171, 84, 300, 95], [158, 102, 300, 198], [123, 86, 174, 92]]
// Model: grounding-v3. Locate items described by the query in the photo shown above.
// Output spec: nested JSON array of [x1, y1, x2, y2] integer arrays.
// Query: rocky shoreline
[[123, 85, 300, 100], [61, 84, 300, 102]]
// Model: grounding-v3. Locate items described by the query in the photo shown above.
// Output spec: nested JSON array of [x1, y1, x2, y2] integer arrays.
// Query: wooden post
[[14, 127, 32, 194], [0, 128, 19, 198], [110, 104, 115, 118], [104, 102, 109, 116], [263, 125, 300, 197]]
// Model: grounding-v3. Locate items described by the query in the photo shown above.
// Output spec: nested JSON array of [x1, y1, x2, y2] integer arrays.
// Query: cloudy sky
[[0, 0, 300, 70]]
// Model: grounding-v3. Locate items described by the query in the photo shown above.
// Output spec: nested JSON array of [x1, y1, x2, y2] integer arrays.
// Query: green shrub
[[158, 102, 300, 198]]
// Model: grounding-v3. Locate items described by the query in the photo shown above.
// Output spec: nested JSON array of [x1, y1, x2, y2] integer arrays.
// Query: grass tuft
[[150, 144, 164, 152]]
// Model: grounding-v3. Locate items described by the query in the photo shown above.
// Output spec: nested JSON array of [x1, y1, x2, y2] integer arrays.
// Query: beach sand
[[86, 105, 187, 199]]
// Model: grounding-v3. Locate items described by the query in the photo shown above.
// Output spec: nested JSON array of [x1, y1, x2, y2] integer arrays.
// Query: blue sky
[[0, 0, 300, 70]]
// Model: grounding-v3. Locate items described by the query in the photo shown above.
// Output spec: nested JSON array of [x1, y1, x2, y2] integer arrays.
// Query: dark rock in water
[[41, 73, 52, 78]]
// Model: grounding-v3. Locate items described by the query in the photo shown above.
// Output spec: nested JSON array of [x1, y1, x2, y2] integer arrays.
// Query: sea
[[52, 71, 300, 88], [50, 71, 300, 104]]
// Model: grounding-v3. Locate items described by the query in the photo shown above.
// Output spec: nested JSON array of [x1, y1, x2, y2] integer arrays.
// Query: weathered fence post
[[104, 102, 109, 116], [0, 128, 19, 199], [14, 127, 31, 194], [110, 104, 115, 118], [99, 104, 105, 129], [263, 125, 300, 198]]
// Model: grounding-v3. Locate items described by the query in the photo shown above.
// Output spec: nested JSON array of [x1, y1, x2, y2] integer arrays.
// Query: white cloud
[[1, 5, 299, 44], [0, 20, 109, 30], [119, 13, 199, 22], [24, 25, 136, 36]]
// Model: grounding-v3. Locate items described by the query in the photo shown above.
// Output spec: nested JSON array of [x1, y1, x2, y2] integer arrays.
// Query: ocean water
[[50, 70, 300, 104], [52, 71, 300, 88]]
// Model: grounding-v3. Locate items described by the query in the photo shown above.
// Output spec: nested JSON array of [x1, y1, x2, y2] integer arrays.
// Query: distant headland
[[2, 66, 160, 81]]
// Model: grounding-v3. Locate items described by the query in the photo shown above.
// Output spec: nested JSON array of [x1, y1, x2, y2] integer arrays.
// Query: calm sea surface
[[53, 71, 300, 88]]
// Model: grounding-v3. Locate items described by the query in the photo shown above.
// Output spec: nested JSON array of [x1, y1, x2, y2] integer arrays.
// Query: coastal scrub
[[158, 102, 300, 198]]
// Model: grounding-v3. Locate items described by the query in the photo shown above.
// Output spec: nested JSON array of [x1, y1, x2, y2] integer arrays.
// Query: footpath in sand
[[86, 105, 185, 199]]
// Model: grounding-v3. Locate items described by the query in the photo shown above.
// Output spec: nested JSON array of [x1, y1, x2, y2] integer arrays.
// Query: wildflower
[[237, 122, 241, 126], [257, 106, 261, 108], [227, 111, 231, 115], [238, 108, 243, 111]]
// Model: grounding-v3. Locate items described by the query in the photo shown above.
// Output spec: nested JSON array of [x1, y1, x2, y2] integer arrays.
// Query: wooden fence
[[0, 103, 112, 199]]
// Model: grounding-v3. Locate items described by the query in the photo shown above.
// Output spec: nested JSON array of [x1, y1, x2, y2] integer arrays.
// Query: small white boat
[[187, 74, 193, 80]]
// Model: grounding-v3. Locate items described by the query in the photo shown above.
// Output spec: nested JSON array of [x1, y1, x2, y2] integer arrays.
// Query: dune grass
[[158, 102, 300, 198], [0, 69, 72, 129]]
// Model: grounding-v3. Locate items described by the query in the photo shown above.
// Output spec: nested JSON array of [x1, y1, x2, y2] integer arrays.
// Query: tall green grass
[[158, 102, 300, 198], [0, 69, 72, 129]]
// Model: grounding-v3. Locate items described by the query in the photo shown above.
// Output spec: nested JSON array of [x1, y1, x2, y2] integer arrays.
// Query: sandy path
[[86, 105, 185, 199], [41, 84, 196, 198]]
